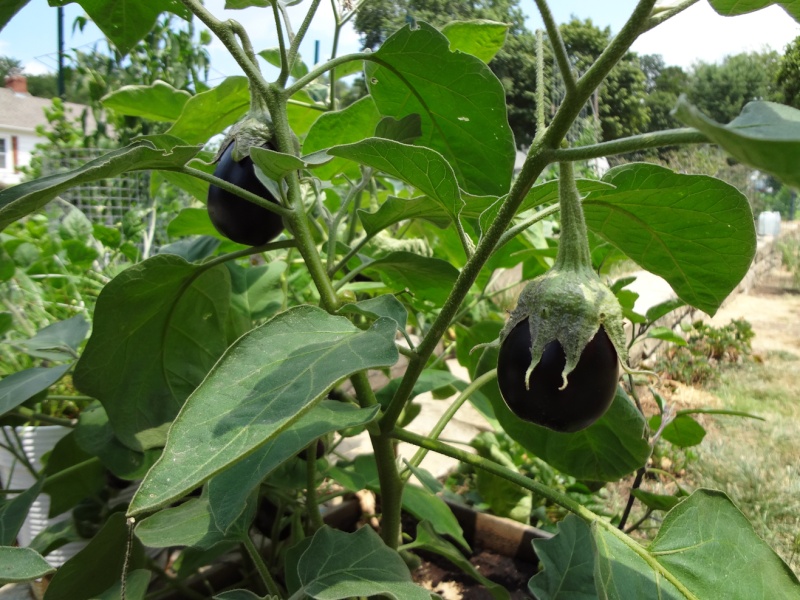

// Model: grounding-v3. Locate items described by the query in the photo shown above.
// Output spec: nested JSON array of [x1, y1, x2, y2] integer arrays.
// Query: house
[[0, 74, 92, 186]]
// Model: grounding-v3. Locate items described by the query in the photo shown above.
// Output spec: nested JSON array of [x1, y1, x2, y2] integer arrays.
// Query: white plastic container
[[0, 426, 88, 567], [757, 211, 781, 236]]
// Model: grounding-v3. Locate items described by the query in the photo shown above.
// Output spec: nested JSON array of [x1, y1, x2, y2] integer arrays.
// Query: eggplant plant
[[1, 0, 799, 598]]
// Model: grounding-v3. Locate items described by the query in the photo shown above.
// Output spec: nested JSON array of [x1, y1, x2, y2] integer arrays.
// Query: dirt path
[[709, 271, 800, 357]]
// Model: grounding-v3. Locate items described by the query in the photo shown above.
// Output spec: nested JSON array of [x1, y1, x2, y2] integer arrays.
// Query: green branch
[[172, 166, 294, 219], [284, 52, 373, 98], [199, 239, 297, 270], [645, 0, 701, 32], [401, 369, 498, 481], [305, 444, 325, 532], [551, 128, 708, 161], [534, 0, 576, 95], [272, 1, 290, 86], [575, 0, 657, 102], [242, 535, 281, 597], [287, 0, 323, 87], [392, 429, 699, 600], [180, 0, 271, 100]]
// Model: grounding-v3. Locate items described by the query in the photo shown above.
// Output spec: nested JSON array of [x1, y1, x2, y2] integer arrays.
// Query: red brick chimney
[[5, 73, 28, 94]]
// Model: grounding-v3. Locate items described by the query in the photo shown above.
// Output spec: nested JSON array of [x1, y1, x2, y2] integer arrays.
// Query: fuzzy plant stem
[[242, 535, 282, 597], [553, 161, 592, 272], [393, 429, 698, 600]]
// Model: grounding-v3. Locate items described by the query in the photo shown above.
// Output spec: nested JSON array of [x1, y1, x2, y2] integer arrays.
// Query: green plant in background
[[779, 236, 800, 287], [1, 0, 799, 598], [655, 319, 755, 385]]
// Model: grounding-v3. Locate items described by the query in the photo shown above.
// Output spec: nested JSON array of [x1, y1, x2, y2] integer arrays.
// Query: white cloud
[[23, 60, 52, 76], [632, 2, 800, 68]]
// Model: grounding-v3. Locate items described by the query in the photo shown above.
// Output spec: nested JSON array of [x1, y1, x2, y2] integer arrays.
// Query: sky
[[0, 0, 799, 82]]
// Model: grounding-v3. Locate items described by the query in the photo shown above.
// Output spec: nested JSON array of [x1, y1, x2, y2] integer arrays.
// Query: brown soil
[[414, 548, 536, 599], [709, 272, 800, 357]]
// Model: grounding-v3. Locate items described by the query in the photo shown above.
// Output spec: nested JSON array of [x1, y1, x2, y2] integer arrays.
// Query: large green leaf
[[675, 99, 800, 189], [167, 76, 250, 144], [0, 547, 55, 585], [227, 261, 287, 323], [528, 515, 597, 600], [292, 526, 430, 599], [95, 569, 150, 600], [127, 307, 398, 516], [42, 512, 146, 600], [472, 432, 532, 523], [288, 89, 327, 136], [479, 347, 650, 481], [0, 364, 72, 415], [336, 295, 409, 333], [157, 153, 215, 201], [258, 47, 308, 79], [358, 195, 454, 235], [0, 480, 43, 546], [13, 315, 89, 361], [649, 414, 706, 448], [47, 1, 190, 54], [73, 402, 160, 480], [592, 489, 800, 599], [441, 20, 509, 63], [135, 492, 256, 550], [367, 22, 515, 196], [583, 163, 755, 316], [356, 180, 611, 240], [329, 138, 464, 218], [73, 255, 232, 450], [0, 1, 30, 33], [593, 523, 682, 599], [302, 96, 382, 180], [0, 140, 200, 231], [207, 402, 380, 533], [102, 80, 191, 121], [167, 207, 222, 239], [707, 0, 800, 21], [362, 250, 460, 307], [42, 432, 105, 517], [480, 179, 614, 236]]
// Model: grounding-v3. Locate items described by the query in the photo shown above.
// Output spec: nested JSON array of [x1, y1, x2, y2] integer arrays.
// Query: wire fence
[[39, 148, 151, 230], [37, 148, 195, 252]]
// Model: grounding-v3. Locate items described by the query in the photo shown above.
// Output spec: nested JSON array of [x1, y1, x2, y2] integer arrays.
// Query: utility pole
[[57, 6, 65, 99]]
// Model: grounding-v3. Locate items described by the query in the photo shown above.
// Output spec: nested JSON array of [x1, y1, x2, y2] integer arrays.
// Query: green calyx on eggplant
[[496, 162, 626, 433], [207, 114, 284, 246]]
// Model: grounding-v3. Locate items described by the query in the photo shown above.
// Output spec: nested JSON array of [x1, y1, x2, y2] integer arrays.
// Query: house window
[[0, 139, 6, 170]]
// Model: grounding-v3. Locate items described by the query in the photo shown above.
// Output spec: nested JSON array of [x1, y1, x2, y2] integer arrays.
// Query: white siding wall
[[0, 128, 39, 186]]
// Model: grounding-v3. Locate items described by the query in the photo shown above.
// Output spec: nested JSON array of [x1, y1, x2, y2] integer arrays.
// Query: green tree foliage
[[776, 36, 800, 109], [559, 18, 649, 141], [0, 56, 22, 82], [687, 51, 781, 123], [355, 9, 650, 145], [640, 54, 689, 133]]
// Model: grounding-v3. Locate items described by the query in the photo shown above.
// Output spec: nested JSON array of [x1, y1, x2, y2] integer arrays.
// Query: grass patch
[[686, 353, 800, 573]]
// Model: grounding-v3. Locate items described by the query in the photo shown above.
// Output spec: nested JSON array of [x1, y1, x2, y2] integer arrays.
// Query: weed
[[655, 318, 754, 385]]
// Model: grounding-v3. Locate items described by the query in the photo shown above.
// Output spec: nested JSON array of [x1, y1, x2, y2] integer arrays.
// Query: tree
[[688, 51, 781, 124], [776, 36, 800, 109], [0, 56, 22, 83], [639, 54, 689, 133], [559, 18, 649, 141]]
